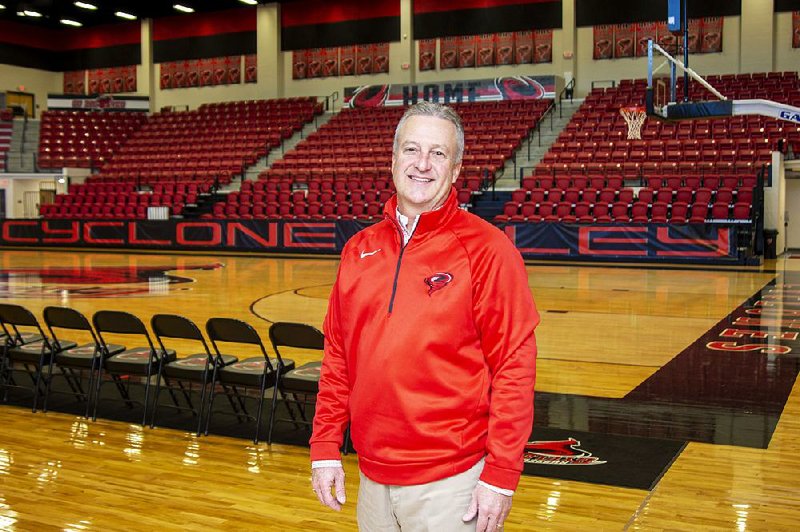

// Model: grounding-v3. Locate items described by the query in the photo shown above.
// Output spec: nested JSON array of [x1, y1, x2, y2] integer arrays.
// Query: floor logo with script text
[[524, 438, 607, 466], [0, 263, 223, 298]]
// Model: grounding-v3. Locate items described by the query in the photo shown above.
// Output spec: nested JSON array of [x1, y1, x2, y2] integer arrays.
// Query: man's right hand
[[311, 466, 347, 511]]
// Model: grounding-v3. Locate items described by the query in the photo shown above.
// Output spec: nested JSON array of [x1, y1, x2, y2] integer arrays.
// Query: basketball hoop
[[620, 106, 647, 139]]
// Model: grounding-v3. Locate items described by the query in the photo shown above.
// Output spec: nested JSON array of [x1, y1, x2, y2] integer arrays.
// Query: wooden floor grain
[[0, 249, 798, 531]]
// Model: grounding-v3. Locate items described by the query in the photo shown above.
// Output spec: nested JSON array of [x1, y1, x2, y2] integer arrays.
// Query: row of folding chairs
[[0, 304, 323, 445]]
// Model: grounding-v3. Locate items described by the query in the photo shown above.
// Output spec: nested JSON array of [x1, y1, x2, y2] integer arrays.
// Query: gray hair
[[392, 101, 464, 164]]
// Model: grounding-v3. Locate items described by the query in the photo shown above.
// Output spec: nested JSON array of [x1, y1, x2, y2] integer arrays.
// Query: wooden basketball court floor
[[1, 247, 799, 530]]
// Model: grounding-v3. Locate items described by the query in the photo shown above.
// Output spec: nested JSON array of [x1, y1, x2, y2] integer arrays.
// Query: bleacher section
[[497, 71, 800, 224], [38, 98, 323, 219], [0, 109, 13, 172], [209, 99, 552, 220], [38, 110, 147, 169]]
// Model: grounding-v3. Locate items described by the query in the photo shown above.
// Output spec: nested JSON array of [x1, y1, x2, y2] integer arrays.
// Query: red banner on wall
[[685, 18, 702, 54], [372, 42, 389, 74], [700, 17, 723, 54], [356, 44, 373, 74], [794, 12, 800, 48], [321, 47, 339, 77], [655, 22, 678, 53], [244, 54, 257, 83], [340, 45, 356, 75], [458, 35, 477, 68], [614, 24, 635, 58], [418, 39, 436, 71], [496, 32, 514, 65], [514, 30, 533, 64], [593, 25, 614, 60], [636, 22, 657, 57], [440, 37, 459, 69], [292, 50, 308, 79], [476, 34, 495, 67], [63, 71, 86, 95], [533, 29, 553, 63], [307, 48, 323, 78]]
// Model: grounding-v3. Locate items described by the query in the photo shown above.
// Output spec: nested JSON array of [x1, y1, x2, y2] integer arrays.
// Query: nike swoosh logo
[[360, 249, 382, 259]]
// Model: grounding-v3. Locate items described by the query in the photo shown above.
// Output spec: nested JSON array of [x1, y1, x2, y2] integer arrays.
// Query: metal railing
[[558, 78, 575, 119]]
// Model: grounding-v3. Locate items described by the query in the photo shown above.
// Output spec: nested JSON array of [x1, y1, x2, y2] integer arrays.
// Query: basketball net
[[620, 106, 646, 139]]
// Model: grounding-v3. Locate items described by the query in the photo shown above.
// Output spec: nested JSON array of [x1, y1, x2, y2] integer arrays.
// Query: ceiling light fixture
[[60, 19, 83, 27], [115, 11, 137, 20], [239, 0, 258, 5], [74, 1, 97, 9], [173, 4, 194, 13], [21, 10, 43, 17]]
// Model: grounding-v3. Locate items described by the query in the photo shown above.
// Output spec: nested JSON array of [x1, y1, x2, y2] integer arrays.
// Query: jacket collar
[[384, 187, 459, 238]]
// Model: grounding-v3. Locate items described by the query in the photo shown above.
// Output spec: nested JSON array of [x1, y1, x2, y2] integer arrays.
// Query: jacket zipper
[[388, 220, 408, 314]]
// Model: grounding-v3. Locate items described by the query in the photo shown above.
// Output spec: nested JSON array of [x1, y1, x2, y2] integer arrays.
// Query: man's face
[[391, 115, 462, 218]]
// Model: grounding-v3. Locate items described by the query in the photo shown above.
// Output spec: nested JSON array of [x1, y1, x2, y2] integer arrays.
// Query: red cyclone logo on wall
[[348, 84, 390, 108], [524, 438, 607, 466], [495, 76, 546, 100]]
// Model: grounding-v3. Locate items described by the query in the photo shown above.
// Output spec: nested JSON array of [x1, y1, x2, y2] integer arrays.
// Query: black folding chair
[[205, 317, 295, 444], [42, 306, 126, 418], [92, 310, 176, 425], [268, 322, 324, 444], [150, 314, 238, 436], [0, 303, 76, 412]]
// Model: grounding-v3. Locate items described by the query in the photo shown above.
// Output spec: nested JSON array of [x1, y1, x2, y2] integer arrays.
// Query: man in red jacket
[[310, 101, 539, 531]]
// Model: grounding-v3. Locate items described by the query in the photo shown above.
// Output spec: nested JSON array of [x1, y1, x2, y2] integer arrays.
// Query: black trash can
[[763, 229, 778, 259]]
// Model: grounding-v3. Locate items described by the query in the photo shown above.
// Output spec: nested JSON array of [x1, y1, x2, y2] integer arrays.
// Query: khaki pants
[[357, 458, 484, 532]]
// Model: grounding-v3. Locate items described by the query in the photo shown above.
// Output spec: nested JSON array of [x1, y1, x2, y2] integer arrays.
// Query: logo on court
[[0, 263, 223, 298], [523, 438, 607, 466], [424, 272, 453, 296]]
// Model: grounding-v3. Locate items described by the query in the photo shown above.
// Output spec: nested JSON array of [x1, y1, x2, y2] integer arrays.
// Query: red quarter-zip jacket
[[310, 188, 539, 490]]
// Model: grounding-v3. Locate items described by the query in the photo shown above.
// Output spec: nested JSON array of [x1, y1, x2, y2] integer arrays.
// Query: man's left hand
[[462, 483, 513, 531]]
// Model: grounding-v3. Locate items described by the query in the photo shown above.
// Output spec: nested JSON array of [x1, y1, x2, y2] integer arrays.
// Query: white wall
[[0, 63, 60, 118]]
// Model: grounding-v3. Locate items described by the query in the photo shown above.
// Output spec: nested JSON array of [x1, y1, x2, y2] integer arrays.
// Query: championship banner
[[418, 39, 437, 71], [593, 25, 614, 60], [227, 57, 241, 85], [496, 32, 515, 65], [476, 34, 495, 67], [187, 60, 201, 88], [372, 42, 390, 74], [613, 24, 635, 59], [655, 22, 678, 53], [292, 50, 308, 79], [459, 35, 477, 68], [685, 18, 701, 54], [244, 54, 257, 83], [321, 47, 339, 78], [63, 71, 86, 95], [533, 29, 553, 63], [340, 45, 356, 76], [123, 66, 137, 93], [307, 48, 323, 78], [198, 58, 214, 87], [87, 69, 101, 95], [356, 44, 373, 74], [440, 36, 459, 69], [514, 30, 533, 64], [700, 17, 723, 54], [635, 22, 657, 57], [794, 11, 800, 48], [160, 62, 174, 90], [344, 75, 556, 107]]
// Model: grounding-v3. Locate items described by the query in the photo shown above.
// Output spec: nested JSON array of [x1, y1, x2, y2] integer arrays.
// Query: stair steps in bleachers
[[6, 118, 39, 173], [249, 109, 337, 181], [494, 99, 582, 190], [180, 191, 226, 219]]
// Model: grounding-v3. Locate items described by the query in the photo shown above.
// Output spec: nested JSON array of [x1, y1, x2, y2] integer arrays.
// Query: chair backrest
[[269, 322, 324, 351], [0, 304, 47, 347], [92, 310, 155, 355], [151, 314, 205, 342], [43, 306, 98, 350], [206, 317, 274, 370]]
